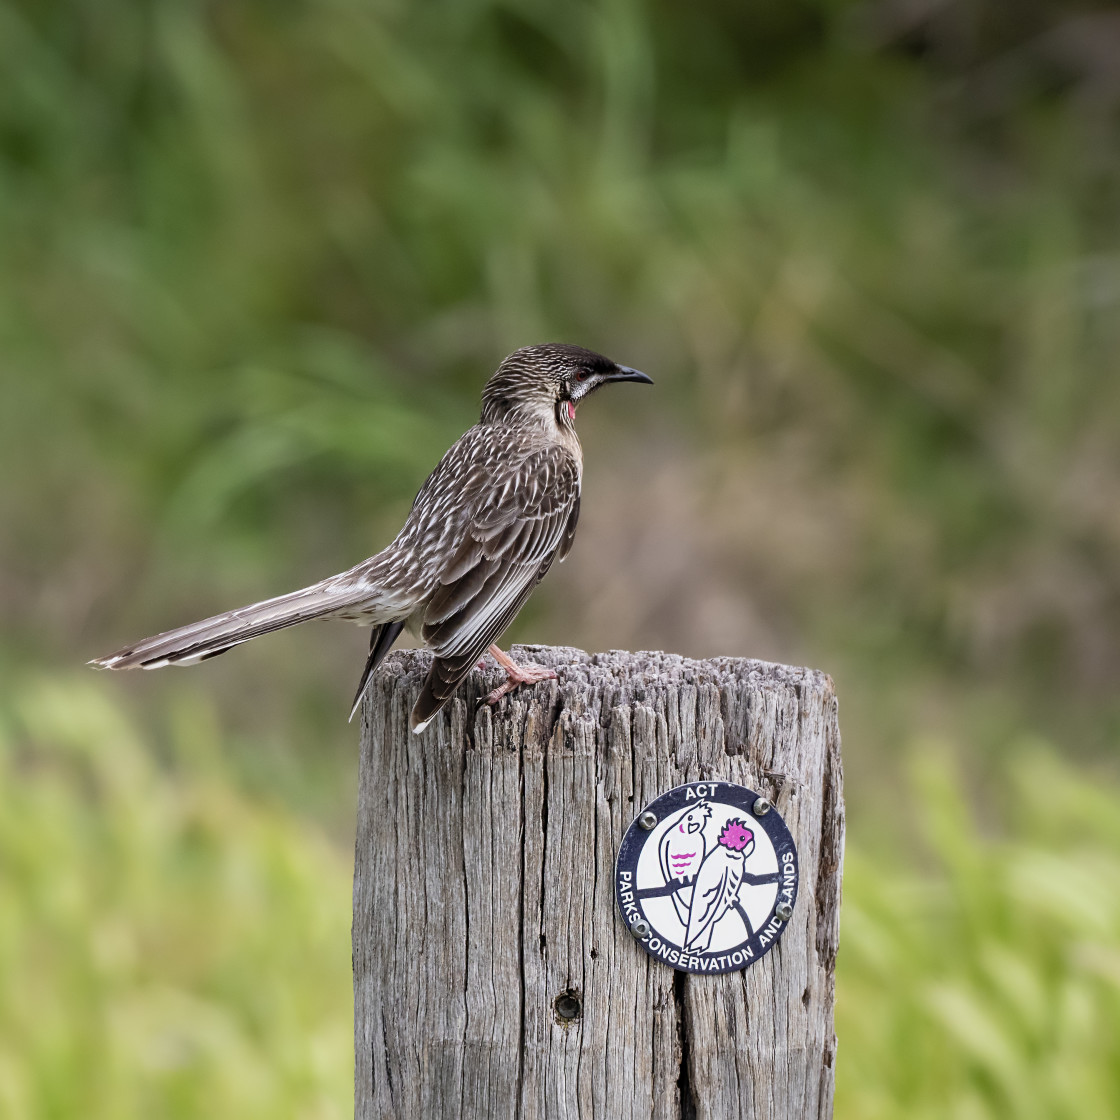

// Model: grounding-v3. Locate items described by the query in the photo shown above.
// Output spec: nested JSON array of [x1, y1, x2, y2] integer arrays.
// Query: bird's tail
[[89, 576, 371, 671]]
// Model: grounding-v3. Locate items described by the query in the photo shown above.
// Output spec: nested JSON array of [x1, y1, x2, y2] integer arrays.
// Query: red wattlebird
[[89, 344, 653, 733]]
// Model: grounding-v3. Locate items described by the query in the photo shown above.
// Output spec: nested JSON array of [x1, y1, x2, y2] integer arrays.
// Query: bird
[[89, 344, 653, 734], [682, 818, 755, 953], [657, 800, 712, 925]]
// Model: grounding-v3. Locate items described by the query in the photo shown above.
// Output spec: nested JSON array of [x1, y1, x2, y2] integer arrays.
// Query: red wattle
[[567, 402, 576, 421]]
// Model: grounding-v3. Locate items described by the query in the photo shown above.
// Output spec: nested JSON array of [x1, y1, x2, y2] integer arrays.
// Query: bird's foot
[[484, 662, 558, 706], [482, 644, 557, 706]]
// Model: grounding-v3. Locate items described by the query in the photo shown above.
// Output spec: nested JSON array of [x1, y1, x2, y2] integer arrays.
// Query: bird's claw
[[482, 662, 558, 707]]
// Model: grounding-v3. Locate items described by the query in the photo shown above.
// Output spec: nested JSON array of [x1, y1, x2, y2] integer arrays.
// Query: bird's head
[[481, 343, 653, 428], [682, 801, 713, 833], [716, 819, 755, 854]]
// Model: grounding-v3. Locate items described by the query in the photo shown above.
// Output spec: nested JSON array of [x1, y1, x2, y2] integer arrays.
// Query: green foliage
[[837, 748, 1120, 1119], [0, 680, 351, 1119], [1, 0, 1117, 729], [3, 682, 1119, 1117], [1, 1, 1119, 1110]]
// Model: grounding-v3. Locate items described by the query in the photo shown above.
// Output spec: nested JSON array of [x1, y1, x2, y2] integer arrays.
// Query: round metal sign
[[615, 781, 798, 975]]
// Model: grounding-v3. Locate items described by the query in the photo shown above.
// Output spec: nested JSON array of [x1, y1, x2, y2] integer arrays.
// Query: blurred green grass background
[[1, 0, 1119, 1114]]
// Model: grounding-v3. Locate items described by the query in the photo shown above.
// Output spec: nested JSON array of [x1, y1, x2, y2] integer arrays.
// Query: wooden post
[[354, 645, 843, 1120]]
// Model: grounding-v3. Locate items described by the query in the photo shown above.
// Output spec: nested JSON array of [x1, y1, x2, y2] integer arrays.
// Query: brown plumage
[[89, 344, 653, 733]]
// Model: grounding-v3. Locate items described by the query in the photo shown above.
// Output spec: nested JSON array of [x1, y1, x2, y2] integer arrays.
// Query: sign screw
[[775, 902, 793, 922], [752, 796, 772, 817], [630, 918, 652, 940], [638, 810, 658, 830]]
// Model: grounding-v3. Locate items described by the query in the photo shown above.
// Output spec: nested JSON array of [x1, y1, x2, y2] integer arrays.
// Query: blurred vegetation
[[3, 0, 1119, 802], [4, 685, 1119, 1118], [840, 746, 1120, 1119], [1, 0, 1119, 1113], [0, 681, 351, 1119]]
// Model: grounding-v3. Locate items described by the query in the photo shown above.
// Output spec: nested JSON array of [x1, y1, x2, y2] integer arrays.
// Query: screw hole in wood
[[554, 989, 582, 1023]]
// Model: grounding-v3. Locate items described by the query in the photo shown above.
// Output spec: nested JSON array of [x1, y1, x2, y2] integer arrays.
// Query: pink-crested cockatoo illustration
[[683, 818, 755, 953], [658, 800, 713, 924]]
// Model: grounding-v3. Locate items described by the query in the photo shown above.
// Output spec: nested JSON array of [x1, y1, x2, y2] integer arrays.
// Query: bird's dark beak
[[607, 365, 654, 385]]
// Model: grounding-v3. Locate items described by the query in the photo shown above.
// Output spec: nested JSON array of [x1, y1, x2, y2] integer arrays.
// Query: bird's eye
[[575, 370, 590, 382]]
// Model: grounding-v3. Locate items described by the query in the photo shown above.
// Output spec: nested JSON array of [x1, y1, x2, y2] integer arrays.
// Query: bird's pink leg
[[483, 644, 557, 706]]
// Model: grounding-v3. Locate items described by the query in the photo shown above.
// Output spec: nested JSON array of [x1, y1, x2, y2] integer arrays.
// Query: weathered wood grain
[[354, 646, 844, 1120]]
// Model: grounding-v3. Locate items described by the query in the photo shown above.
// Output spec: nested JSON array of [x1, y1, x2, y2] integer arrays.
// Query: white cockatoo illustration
[[658, 800, 713, 924], [683, 818, 755, 953]]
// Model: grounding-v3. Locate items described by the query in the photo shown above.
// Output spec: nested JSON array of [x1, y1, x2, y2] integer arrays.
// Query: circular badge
[[615, 781, 798, 975]]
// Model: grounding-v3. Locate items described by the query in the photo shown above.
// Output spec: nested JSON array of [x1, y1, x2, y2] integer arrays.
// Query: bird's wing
[[723, 858, 745, 913], [693, 829, 708, 875], [684, 857, 731, 950], [658, 825, 673, 884], [410, 442, 581, 729], [348, 620, 406, 722], [557, 491, 580, 562], [658, 807, 693, 882]]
